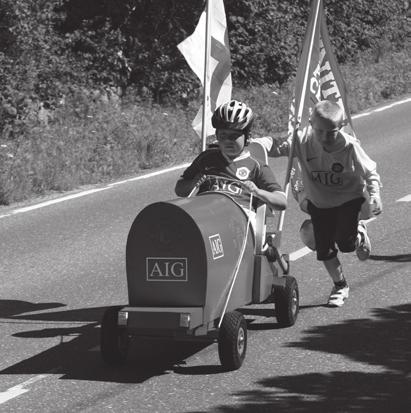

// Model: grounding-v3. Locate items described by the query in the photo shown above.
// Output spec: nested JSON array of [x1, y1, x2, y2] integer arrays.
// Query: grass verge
[[0, 51, 409, 206]]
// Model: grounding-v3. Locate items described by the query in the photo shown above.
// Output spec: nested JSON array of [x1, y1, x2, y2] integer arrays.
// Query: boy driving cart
[[175, 100, 287, 230]]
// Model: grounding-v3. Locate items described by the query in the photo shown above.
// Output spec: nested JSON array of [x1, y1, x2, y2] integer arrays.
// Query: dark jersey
[[181, 148, 282, 209]]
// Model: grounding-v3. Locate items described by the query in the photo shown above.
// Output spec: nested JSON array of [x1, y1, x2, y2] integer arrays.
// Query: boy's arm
[[256, 188, 287, 211], [175, 173, 204, 197], [241, 180, 287, 211], [366, 176, 383, 215], [245, 163, 288, 210], [249, 135, 290, 157], [268, 136, 290, 157], [251, 128, 307, 159], [175, 153, 206, 197], [355, 144, 383, 215]]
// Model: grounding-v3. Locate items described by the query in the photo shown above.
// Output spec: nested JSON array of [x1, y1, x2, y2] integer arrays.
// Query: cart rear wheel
[[218, 311, 247, 371], [100, 306, 129, 365], [274, 275, 299, 327]]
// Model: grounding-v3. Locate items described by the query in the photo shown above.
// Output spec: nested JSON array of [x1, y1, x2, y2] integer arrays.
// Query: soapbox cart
[[100, 144, 299, 371]]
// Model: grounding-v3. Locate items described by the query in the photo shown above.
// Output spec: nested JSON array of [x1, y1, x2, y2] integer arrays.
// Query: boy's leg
[[307, 201, 338, 262], [307, 202, 349, 306], [334, 198, 370, 260], [323, 256, 344, 283], [324, 256, 349, 307]]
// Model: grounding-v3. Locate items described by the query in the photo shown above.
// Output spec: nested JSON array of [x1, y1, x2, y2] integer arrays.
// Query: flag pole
[[275, 0, 322, 240], [200, 0, 212, 152]]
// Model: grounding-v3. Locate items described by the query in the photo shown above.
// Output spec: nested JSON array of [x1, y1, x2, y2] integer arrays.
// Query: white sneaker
[[356, 221, 371, 261], [327, 285, 350, 307]]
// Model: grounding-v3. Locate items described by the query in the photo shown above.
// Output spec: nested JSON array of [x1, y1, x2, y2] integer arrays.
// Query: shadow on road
[[185, 303, 411, 413], [0, 302, 291, 381], [369, 253, 411, 262], [0, 301, 209, 383], [0, 299, 66, 318], [1, 299, 410, 412]]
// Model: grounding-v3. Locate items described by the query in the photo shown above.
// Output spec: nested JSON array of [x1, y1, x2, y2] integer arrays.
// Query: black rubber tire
[[274, 275, 299, 327], [100, 306, 129, 365], [218, 311, 247, 371]]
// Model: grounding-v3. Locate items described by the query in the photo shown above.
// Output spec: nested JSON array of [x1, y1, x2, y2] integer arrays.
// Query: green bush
[[1, 0, 408, 111]]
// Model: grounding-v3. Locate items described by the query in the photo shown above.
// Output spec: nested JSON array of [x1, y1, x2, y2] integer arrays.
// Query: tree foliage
[[0, 0, 408, 124]]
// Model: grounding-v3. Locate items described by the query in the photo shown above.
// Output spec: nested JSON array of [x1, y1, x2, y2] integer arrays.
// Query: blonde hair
[[312, 100, 343, 125]]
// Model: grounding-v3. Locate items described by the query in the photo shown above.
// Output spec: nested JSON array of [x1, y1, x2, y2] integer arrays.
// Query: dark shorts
[[307, 197, 365, 261]]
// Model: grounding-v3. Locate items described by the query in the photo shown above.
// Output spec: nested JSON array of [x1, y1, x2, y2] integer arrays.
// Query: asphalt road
[[0, 97, 410, 412]]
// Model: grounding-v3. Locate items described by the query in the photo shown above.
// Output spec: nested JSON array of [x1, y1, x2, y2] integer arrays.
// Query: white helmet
[[211, 100, 254, 131], [299, 219, 316, 250]]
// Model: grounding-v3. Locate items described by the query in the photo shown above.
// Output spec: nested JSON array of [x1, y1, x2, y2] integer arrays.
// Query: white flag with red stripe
[[178, 0, 232, 138]]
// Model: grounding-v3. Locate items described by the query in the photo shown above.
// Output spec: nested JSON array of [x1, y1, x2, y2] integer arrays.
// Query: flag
[[288, 0, 354, 137], [287, 0, 355, 211], [178, 0, 232, 138]]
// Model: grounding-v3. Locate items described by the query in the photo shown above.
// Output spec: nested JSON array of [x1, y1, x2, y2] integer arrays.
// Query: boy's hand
[[241, 180, 259, 195], [370, 195, 382, 216], [195, 174, 208, 187], [267, 136, 289, 157]]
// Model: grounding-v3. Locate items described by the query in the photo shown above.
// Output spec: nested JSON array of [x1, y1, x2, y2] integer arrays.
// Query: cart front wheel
[[100, 306, 129, 365], [218, 311, 247, 371], [274, 275, 299, 327]]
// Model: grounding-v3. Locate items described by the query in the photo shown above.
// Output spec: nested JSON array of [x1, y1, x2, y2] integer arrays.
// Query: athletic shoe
[[356, 221, 371, 261], [327, 285, 350, 307]]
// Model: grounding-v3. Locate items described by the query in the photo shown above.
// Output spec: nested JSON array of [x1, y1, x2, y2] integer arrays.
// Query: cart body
[[124, 191, 276, 337], [100, 141, 299, 369]]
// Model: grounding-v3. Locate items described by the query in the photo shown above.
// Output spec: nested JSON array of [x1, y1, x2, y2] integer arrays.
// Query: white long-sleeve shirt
[[254, 131, 381, 209], [293, 130, 381, 208]]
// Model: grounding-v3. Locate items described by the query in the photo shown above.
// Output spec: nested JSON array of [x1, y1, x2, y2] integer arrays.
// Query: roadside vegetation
[[0, 0, 409, 205]]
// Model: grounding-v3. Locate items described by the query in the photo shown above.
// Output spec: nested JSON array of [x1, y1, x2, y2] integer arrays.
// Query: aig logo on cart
[[209, 234, 224, 260], [146, 257, 188, 281]]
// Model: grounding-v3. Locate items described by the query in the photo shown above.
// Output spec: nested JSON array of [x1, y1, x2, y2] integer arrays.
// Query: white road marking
[[0, 386, 28, 404], [107, 163, 190, 187], [7, 187, 109, 215], [352, 97, 411, 119], [352, 112, 371, 119], [0, 163, 190, 219], [397, 194, 411, 202], [0, 370, 57, 405], [289, 246, 312, 261]]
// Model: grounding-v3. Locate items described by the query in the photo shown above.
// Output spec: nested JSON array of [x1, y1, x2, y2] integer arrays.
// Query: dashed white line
[[396, 194, 411, 202], [289, 246, 312, 261], [0, 370, 57, 405], [0, 386, 28, 405]]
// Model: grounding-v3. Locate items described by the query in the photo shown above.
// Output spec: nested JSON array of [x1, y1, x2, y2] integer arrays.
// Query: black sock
[[334, 279, 347, 288]]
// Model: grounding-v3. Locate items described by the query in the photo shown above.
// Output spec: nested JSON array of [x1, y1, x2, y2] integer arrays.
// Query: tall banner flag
[[288, 0, 354, 140], [279, 0, 355, 228], [178, 0, 232, 148]]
